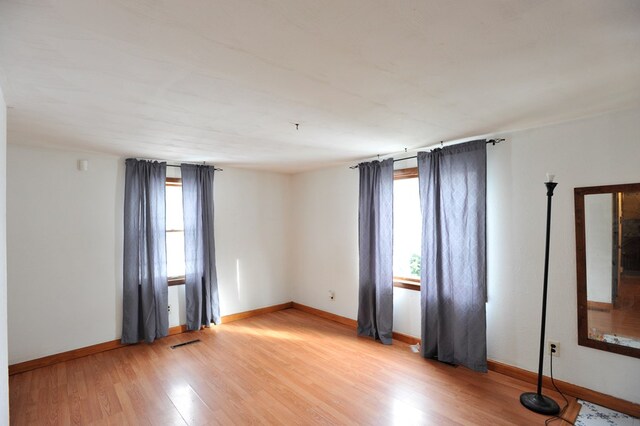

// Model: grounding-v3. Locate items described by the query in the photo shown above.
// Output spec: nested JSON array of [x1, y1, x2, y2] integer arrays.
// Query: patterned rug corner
[[575, 400, 639, 426]]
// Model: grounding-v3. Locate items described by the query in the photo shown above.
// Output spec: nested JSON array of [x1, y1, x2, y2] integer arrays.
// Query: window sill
[[168, 277, 185, 286], [393, 277, 420, 291]]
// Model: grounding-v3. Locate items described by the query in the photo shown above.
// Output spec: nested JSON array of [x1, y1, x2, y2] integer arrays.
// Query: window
[[166, 178, 186, 285], [393, 167, 421, 291]]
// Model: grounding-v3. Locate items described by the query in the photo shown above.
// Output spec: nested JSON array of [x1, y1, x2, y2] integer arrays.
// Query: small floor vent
[[170, 339, 201, 349]]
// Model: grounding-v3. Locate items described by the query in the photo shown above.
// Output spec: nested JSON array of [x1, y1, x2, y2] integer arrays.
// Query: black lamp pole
[[520, 179, 561, 415]]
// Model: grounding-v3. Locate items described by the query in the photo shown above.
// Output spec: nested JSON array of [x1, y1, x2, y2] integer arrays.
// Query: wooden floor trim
[[8, 302, 292, 376], [291, 302, 640, 418], [560, 399, 582, 425], [487, 360, 640, 418], [291, 302, 421, 345], [221, 301, 292, 324], [291, 302, 356, 328]]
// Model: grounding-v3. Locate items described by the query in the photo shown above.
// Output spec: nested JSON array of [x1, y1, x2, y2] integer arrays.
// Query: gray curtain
[[357, 158, 394, 345], [122, 159, 169, 344], [181, 164, 220, 330], [418, 140, 487, 372]]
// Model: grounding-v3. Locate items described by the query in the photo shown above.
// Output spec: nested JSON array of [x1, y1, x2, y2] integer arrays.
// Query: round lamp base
[[520, 392, 560, 415]]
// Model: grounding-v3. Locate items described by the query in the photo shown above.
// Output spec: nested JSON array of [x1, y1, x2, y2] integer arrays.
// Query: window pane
[[166, 185, 184, 231], [166, 231, 186, 278], [393, 178, 421, 279]]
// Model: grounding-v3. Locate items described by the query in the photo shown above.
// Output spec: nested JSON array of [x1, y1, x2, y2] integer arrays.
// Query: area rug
[[575, 400, 638, 426]]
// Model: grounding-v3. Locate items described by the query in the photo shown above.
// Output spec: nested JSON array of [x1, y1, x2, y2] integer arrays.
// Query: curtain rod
[[348, 138, 504, 169], [166, 164, 223, 172], [134, 158, 223, 171]]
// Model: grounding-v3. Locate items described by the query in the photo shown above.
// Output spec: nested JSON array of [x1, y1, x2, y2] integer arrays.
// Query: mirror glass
[[576, 184, 640, 358]]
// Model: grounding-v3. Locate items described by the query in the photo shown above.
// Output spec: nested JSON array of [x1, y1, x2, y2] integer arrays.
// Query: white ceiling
[[1, 1, 639, 173]]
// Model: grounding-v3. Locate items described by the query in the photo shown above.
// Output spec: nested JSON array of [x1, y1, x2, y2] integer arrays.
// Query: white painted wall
[[487, 107, 640, 405], [215, 167, 291, 316], [291, 107, 640, 404], [7, 146, 124, 364], [585, 194, 613, 303], [0, 85, 10, 425], [290, 166, 359, 318], [289, 160, 422, 338], [6, 145, 291, 363]]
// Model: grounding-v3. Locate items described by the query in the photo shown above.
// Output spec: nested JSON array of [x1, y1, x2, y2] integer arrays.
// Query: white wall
[[290, 167, 359, 318], [7, 146, 124, 364], [0, 85, 10, 425], [585, 194, 613, 303], [6, 145, 291, 363], [165, 167, 292, 326], [215, 167, 291, 316], [289, 160, 422, 338], [487, 107, 640, 405], [291, 107, 640, 404]]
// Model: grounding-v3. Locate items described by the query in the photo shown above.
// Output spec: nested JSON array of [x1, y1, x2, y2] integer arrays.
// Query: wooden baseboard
[[221, 302, 292, 323], [487, 360, 640, 418], [392, 331, 421, 345], [9, 302, 292, 376], [291, 302, 357, 328], [560, 399, 582, 425], [290, 302, 420, 344], [291, 303, 640, 418], [587, 301, 613, 312]]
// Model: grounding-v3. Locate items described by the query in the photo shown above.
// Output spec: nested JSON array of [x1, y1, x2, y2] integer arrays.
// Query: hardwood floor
[[588, 274, 640, 341], [9, 309, 572, 425]]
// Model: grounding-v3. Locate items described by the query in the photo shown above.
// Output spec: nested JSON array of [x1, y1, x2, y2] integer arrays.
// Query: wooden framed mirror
[[575, 183, 640, 358]]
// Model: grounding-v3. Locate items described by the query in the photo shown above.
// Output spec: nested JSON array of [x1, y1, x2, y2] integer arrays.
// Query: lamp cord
[[545, 351, 575, 425]]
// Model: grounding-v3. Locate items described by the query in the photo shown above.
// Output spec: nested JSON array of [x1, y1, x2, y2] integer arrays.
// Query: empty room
[[0, 1, 639, 425]]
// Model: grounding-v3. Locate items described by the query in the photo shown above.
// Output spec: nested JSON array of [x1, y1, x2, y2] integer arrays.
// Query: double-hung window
[[393, 167, 421, 291], [166, 177, 186, 285]]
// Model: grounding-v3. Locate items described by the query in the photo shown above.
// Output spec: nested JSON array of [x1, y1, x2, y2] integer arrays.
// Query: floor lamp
[[520, 175, 561, 415]]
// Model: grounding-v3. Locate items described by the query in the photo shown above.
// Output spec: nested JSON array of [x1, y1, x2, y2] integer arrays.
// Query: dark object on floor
[[170, 339, 201, 349]]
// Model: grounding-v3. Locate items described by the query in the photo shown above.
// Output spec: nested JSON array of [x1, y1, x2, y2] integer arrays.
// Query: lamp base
[[520, 392, 560, 415]]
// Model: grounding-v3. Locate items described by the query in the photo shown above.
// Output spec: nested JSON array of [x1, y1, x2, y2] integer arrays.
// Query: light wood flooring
[[589, 274, 640, 340], [9, 309, 571, 425]]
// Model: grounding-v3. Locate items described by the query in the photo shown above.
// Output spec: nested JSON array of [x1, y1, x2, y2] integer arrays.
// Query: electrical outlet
[[168, 304, 171, 313], [329, 290, 335, 300], [548, 340, 560, 357]]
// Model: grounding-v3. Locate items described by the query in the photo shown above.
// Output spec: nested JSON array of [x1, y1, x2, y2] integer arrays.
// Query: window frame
[[393, 167, 421, 291], [166, 177, 186, 286]]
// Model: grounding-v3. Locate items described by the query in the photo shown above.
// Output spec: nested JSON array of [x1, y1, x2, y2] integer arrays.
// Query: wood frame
[[393, 276, 420, 291], [575, 183, 640, 359], [393, 166, 418, 180]]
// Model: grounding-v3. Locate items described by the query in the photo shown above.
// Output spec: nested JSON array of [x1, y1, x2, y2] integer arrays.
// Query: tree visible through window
[[393, 167, 421, 290], [166, 178, 186, 285]]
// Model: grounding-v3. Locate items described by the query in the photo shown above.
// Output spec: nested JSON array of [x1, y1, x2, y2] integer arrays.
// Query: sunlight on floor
[[392, 398, 425, 425], [226, 324, 303, 341], [167, 383, 198, 423]]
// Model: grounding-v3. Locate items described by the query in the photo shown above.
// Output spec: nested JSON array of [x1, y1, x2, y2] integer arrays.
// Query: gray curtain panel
[[357, 158, 394, 345], [122, 159, 169, 344], [418, 140, 487, 372], [181, 164, 221, 330]]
